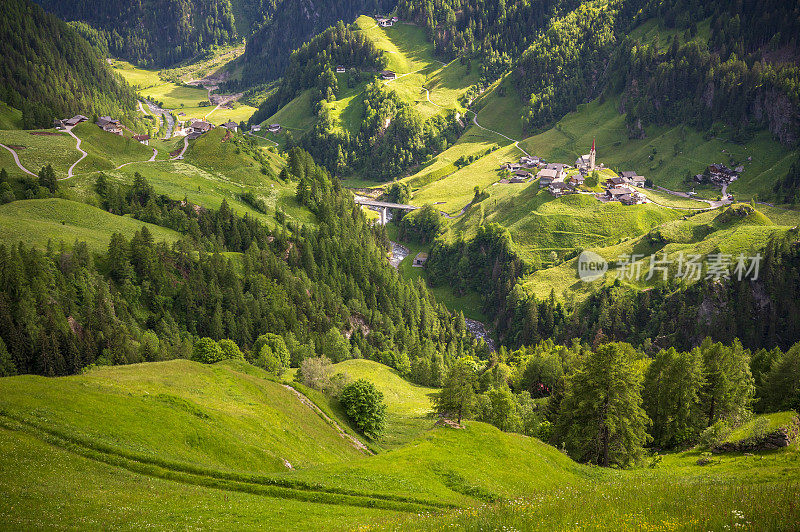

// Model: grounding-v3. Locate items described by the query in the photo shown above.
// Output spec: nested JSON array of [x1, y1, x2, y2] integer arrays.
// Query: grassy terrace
[[0, 198, 181, 251]]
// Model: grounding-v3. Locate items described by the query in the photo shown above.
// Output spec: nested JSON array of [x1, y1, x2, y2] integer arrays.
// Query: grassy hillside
[[0, 199, 181, 251], [517, 97, 798, 201], [332, 359, 438, 448], [0, 359, 366, 474], [0, 128, 78, 177], [0, 102, 23, 130], [521, 203, 799, 300], [71, 122, 154, 173]]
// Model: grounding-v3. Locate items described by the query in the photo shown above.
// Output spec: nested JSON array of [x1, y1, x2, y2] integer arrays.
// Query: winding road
[[466, 110, 531, 157], [0, 142, 36, 176], [65, 126, 87, 179], [171, 137, 189, 160]]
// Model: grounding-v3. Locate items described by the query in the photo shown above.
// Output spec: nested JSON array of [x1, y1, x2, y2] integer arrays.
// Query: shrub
[[218, 339, 244, 360], [192, 337, 224, 364], [297, 356, 333, 391], [339, 379, 387, 439], [699, 420, 731, 449]]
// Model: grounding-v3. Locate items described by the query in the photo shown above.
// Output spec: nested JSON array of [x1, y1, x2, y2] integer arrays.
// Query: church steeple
[[589, 138, 596, 170]]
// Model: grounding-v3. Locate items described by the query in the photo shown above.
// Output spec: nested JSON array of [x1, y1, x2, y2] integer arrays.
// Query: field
[[332, 359, 438, 448], [0, 357, 797, 529], [0, 102, 23, 130], [0, 198, 181, 251], [111, 60, 163, 89], [70, 122, 155, 173], [0, 128, 78, 178], [521, 203, 800, 300]]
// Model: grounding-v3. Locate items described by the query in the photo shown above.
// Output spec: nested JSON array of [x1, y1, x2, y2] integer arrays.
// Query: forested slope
[[0, 0, 138, 128], [237, 0, 395, 87], [33, 0, 238, 67]]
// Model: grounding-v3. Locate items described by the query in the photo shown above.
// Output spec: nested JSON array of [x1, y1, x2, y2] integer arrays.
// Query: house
[[133, 134, 150, 145], [53, 119, 65, 130], [605, 186, 638, 203], [380, 70, 397, 80], [605, 176, 627, 187], [268, 123, 282, 133], [545, 163, 567, 179], [101, 123, 123, 135], [548, 181, 574, 197], [190, 120, 213, 133], [378, 17, 393, 27], [391, 16, 399, 22], [513, 169, 531, 180], [503, 162, 522, 172], [620, 191, 646, 205], [412, 252, 428, 267], [96, 116, 120, 128], [620, 171, 638, 179], [628, 175, 646, 187], [519, 155, 541, 168], [336, 65, 346, 73], [570, 174, 585, 186], [251, 125, 262, 132], [222, 120, 238, 132], [537, 168, 559, 186], [186, 131, 203, 140], [63, 115, 88, 127]]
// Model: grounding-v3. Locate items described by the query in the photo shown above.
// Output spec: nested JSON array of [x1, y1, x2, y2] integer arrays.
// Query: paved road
[[0, 142, 36, 176], [171, 136, 189, 160], [65, 126, 87, 179], [466, 110, 531, 157], [655, 185, 730, 208]]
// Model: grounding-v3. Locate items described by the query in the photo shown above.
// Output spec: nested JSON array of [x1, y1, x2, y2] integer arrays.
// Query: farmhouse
[[251, 124, 262, 132], [605, 176, 627, 187], [503, 162, 522, 172], [63, 115, 88, 127], [544, 163, 567, 179], [96, 116, 120, 128], [570, 174, 585, 186], [133, 134, 150, 145], [378, 17, 393, 27], [620, 171, 646, 187], [548, 181, 574, 197], [380, 70, 397, 80], [412, 252, 428, 267], [537, 168, 559, 186], [336, 65, 346, 73], [222, 121, 238, 132], [512, 169, 531, 180], [190, 120, 213, 133], [519, 155, 541, 168], [268, 124, 282, 133], [53, 119, 65, 130]]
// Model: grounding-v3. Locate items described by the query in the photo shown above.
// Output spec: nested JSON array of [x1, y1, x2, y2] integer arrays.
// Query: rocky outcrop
[[712, 416, 799, 453]]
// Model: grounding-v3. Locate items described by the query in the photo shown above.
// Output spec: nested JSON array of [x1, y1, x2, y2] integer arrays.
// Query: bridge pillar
[[380, 207, 388, 225]]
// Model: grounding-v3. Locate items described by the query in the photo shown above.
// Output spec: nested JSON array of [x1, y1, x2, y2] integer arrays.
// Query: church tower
[[589, 138, 596, 170]]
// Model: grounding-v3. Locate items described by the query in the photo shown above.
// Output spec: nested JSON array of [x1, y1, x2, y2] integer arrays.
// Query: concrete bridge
[[354, 195, 418, 225]]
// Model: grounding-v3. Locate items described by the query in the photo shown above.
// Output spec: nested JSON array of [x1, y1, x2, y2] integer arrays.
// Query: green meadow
[[0, 198, 181, 251], [0, 128, 77, 177]]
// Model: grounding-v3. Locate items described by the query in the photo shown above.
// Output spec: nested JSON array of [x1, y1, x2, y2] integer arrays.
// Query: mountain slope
[[33, 0, 238, 68], [237, 0, 396, 87], [0, 0, 138, 128]]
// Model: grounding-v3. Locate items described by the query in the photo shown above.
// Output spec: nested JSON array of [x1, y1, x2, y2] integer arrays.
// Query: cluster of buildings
[[601, 172, 647, 205], [695, 164, 741, 186], [376, 16, 399, 27], [96, 116, 122, 135]]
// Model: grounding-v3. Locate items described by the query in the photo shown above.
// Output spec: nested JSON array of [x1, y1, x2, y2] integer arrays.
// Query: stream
[[143, 99, 175, 139], [465, 318, 496, 351], [388, 241, 409, 269]]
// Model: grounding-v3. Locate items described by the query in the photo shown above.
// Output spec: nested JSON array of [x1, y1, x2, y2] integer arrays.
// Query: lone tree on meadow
[[340, 379, 387, 439], [433, 357, 478, 424], [556, 342, 651, 467]]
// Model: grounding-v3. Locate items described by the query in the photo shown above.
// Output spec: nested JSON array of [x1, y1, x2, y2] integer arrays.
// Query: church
[[575, 139, 596, 174]]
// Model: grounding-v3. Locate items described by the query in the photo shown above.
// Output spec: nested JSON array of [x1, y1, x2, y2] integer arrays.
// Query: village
[[497, 139, 738, 206]]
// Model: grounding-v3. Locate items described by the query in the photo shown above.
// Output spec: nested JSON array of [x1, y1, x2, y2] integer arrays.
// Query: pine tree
[[434, 357, 478, 423], [556, 343, 651, 467]]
